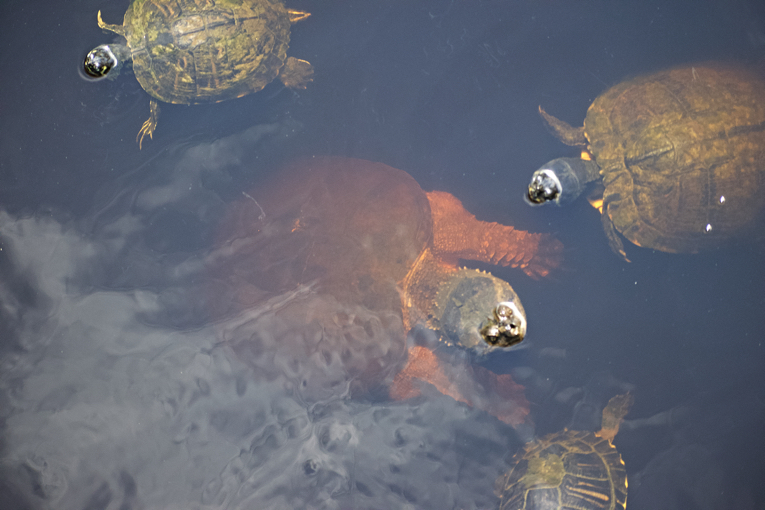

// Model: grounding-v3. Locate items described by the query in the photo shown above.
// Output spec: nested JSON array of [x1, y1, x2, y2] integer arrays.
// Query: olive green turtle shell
[[122, 0, 293, 104], [584, 64, 765, 253], [497, 430, 627, 510], [496, 393, 632, 510]]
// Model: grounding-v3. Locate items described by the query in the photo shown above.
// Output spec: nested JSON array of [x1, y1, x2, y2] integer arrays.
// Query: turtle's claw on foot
[[136, 100, 160, 149]]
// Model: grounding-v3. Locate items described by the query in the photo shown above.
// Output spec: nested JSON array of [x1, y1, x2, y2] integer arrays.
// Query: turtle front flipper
[[137, 100, 160, 149], [596, 393, 634, 442], [96, 10, 126, 37], [426, 191, 563, 279], [390, 345, 531, 427], [278, 57, 314, 89]]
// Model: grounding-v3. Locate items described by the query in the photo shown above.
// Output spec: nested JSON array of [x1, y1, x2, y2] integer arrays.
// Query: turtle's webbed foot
[[136, 121, 153, 150], [518, 236, 564, 279], [488, 231, 563, 279], [426, 190, 563, 277], [136, 100, 160, 150], [279, 57, 314, 89]]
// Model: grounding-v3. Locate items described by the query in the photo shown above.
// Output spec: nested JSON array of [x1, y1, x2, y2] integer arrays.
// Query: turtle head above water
[[479, 301, 526, 348], [83, 44, 130, 79], [526, 157, 599, 206], [434, 269, 527, 355]]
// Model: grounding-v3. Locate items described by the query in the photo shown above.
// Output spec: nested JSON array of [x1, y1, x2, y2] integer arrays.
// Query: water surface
[[1, 0, 764, 508]]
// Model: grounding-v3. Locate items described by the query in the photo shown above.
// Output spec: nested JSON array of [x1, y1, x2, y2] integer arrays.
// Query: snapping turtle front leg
[[389, 345, 531, 427], [426, 191, 563, 279], [137, 100, 160, 150]]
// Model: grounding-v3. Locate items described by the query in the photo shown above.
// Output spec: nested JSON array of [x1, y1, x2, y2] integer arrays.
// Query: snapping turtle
[[527, 64, 765, 260], [216, 157, 562, 423], [496, 393, 633, 510], [83, 0, 313, 148]]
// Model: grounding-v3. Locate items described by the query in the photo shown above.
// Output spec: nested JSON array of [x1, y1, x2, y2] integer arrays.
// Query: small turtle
[[215, 157, 563, 424], [84, 0, 313, 148], [496, 393, 633, 510], [527, 64, 765, 260]]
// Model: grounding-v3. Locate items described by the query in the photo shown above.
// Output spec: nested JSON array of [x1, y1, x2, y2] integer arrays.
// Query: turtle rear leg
[[602, 204, 630, 262], [137, 100, 160, 149], [278, 57, 314, 89]]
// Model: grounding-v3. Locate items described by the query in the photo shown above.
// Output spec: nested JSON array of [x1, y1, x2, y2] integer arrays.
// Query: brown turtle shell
[[215, 157, 432, 316], [585, 64, 765, 253], [123, 0, 296, 104], [215, 156, 562, 321]]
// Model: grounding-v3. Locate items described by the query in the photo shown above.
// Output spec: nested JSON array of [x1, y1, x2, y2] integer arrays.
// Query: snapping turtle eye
[[84, 45, 118, 78]]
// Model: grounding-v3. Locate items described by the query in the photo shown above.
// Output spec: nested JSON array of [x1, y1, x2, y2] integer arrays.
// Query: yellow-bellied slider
[[527, 64, 765, 260], [495, 393, 633, 510], [84, 0, 313, 148]]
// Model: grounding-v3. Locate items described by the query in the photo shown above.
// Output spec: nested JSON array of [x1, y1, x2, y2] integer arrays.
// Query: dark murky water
[[1, 0, 764, 509]]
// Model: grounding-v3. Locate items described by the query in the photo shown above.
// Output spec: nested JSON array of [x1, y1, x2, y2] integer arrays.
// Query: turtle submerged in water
[[219, 156, 564, 351], [215, 157, 563, 424], [527, 64, 765, 260], [496, 393, 633, 510], [84, 0, 313, 148]]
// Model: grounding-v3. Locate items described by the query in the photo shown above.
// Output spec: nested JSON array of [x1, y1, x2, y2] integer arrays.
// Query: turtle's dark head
[[434, 269, 526, 355], [526, 157, 599, 206], [83, 44, 129, 79]]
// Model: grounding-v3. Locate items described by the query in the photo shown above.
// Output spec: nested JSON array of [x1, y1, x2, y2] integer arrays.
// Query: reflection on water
[[0, 131, 522, 509], [208, 155, 564, 429], [2, 119, 762, 509], [1, 0, 765, 508]]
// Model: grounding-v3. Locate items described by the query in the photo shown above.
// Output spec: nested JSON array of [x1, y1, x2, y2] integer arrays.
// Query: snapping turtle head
[[434, 269, 526, 355]]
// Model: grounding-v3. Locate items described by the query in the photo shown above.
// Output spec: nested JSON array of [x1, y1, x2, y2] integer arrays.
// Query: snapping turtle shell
[[527, 64, 765, 259], [218, 156, 563, 350], [84, 0, 313, 147], [496, 393, 633, 510], [215, 157, 562, 424]]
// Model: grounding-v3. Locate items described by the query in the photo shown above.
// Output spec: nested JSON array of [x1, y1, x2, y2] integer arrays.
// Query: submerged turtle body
[[528, 64, 765, 259], [496, 393, 633, 510], [84, 0, 313, 147], [218, 156, 563, 352], [215, 157, 562, 425]]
